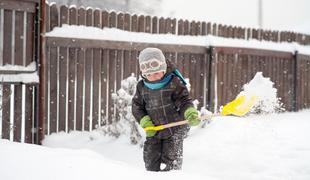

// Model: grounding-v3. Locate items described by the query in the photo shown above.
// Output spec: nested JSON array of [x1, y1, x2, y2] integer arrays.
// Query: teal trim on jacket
[[143, 69, 187, 90]]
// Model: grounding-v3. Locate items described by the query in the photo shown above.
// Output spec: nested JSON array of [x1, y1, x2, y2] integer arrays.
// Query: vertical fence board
[[49, 4, 58, 30], [26, 12, 34, 63], [108, 50, 116, 123], [2, 86, 11, 140], [151, 16, 158, 34], [197, 54, 205, 107], [58, 47, 67, 132], [124, 13, 130, 31], [24, 86, 33, 143], [177, 19, 184, 35], [145, 15, 151, 33], [86, 8, 93, 26], [138, 15, 145, 32], [94, 9, 101, 28], [219, 54, 225, 106], [131, 14, 138, 32], [3, 10, 12, 65], [77, 7, 86, 26], [100, 49, 108, 125], [60, 5, 68, 26], [101, 10, 109, 28], [226, 54, 233, 102], [159, 17, 165, 34], [75, 48, 84, 130], [84, 49, 92, 130], [92, 48, 101, 129], [45, 3, 50, 32], [67, 48, 76, 131], [69, 6, 77, 25], [13, 85, 22, 142], [49, 47, 57, 133]]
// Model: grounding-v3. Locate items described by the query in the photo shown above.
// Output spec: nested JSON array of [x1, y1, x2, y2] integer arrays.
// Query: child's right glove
[[140, 115, 156, 137], [184, 107, 200, 126]]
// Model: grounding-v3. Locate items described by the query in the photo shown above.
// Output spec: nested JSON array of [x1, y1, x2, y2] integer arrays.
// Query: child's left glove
[[140, 115, 156, 137], [184, 107, 200, 126]]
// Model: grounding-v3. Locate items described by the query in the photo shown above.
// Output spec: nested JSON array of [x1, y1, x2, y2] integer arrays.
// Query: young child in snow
[[132, 47, 200, 171]]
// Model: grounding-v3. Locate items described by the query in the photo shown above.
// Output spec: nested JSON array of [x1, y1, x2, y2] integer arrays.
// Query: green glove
[[184, 107, 200, 126], [140, 115, 156, 137]]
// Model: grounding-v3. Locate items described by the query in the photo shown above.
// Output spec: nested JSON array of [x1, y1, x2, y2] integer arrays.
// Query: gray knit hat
[[138, 48, 167, 77]]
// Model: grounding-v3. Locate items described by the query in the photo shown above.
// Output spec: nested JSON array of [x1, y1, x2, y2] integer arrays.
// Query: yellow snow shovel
[[144, 95, 259, 132], [221, 95, 259, 116]]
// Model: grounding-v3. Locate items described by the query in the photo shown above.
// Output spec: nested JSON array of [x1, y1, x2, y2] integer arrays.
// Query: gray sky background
[[160, 0, 310, 34]]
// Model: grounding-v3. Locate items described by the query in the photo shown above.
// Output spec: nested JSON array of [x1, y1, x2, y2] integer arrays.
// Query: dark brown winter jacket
[[132, 61, 193, 139]]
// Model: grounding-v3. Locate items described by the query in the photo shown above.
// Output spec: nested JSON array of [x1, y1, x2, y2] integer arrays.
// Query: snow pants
[[143, 130, 185, 171]]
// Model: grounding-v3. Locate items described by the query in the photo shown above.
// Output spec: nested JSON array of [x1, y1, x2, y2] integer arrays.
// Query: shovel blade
[[221, 95, 259, 116]]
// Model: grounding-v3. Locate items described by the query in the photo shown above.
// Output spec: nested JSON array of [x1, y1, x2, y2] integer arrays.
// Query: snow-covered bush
[[98, 74, 143, 147]]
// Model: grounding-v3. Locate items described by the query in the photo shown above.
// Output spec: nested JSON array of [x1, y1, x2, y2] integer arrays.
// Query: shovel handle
[[143, 114, 215, 131]]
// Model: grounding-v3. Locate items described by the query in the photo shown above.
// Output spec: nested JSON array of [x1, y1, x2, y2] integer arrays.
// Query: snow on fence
[[0, 0, 39, 143]]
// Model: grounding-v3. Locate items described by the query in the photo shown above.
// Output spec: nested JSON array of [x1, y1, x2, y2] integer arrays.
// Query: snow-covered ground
[[1, 110, 310, 180]]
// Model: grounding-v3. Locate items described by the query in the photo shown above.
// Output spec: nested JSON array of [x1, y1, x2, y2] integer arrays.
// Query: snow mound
[[238, 72, 283, 113], [8, 110, 310, 180]]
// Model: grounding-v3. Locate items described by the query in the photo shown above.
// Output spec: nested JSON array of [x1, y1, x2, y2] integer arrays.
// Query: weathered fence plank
[[67, 47, 76, 131], [75, 48, 84, 130], [92, 48, 101, 129]]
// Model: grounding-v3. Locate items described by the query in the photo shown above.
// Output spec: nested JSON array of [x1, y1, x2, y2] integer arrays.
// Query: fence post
[[38, 0, 46, 144], [207, 46, 214, 112], [293, 50, 298, 111]]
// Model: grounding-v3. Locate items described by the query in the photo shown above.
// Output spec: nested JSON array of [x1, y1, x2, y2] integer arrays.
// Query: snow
[[0, 61, 36, 71], [45, 25, 310, 55], [0, 61, 39, 83], [0, 72, 39, 84], [237, 72, 283, 113], [1, 110, 310, 180]]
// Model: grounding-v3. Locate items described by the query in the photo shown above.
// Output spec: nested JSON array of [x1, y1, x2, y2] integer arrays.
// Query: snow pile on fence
[[0, 61, 39, 83], [45, 24, 310, 55], [238, 72, 283, 113]]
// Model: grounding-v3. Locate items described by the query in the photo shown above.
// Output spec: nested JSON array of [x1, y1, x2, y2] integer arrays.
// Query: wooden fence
[[0, 0, 39, 143], [0, 1, 310, 144], [210, 47, 296, 112], [45, 4, 310, 45]]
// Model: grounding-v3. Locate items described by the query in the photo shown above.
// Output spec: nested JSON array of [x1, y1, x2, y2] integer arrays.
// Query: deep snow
[[1, 110, 310, 180]]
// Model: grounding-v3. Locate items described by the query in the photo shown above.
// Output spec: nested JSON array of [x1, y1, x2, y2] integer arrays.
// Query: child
[[132, 47, 200, 171]]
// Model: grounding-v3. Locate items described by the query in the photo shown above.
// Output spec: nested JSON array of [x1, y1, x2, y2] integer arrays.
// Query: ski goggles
[[139, 59, 165, 74]]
